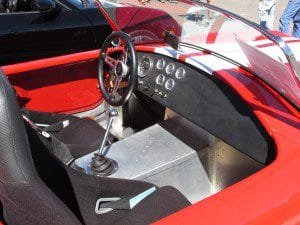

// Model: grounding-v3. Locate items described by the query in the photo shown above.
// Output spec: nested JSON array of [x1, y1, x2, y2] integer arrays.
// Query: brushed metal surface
[[199, 139, 264, 193], [76, 124, 212, 203]]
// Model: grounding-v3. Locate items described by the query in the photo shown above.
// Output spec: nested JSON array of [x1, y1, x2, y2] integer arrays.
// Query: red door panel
[[7, 58, 102, 114]]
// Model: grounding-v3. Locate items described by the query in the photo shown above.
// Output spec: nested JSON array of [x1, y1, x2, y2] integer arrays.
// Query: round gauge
[[156, 59, 166, 70], [138, 56, 153, 78], [165, 63, 176, 75], [165, 78, 175, 90], [155, 74, 165, 85], [175, 67, 186, 79]]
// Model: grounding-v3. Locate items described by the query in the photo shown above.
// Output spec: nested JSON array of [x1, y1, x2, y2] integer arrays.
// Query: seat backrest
[[0, 70, 81, 225], [0, 70, 36, 184]]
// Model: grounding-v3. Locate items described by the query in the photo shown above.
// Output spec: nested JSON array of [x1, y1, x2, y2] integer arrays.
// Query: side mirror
[[31, 0, 56, 13]]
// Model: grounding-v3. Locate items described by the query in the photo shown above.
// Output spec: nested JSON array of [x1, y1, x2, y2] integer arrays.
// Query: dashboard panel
[[135, 51, 272, 164]]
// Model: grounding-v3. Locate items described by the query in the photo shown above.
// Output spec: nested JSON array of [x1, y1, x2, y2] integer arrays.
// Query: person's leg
[[258, 0, 276, 30], [266, 3, 275, 30], [279, 0, 300, 35], [292, 9, 300, 38]]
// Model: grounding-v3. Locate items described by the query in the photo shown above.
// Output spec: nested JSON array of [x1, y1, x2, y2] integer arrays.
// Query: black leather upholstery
[[24, 110, 111, 158], [0, 69, 35, 184], [0, 70, 190, 224]]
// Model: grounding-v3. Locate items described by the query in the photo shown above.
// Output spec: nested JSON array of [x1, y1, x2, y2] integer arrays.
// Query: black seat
[[0, 70, 190, 225], [22, 109, 113, 158]]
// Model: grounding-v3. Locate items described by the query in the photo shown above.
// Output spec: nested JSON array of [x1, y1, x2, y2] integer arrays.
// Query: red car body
[[1, 1, 300, 224]]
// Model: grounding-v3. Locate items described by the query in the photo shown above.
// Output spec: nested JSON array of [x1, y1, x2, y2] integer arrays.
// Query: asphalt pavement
[[210, 0, 289, 30]]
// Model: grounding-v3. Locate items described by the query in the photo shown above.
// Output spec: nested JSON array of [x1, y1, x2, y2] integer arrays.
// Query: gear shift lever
[[91, 109, 118, 176]]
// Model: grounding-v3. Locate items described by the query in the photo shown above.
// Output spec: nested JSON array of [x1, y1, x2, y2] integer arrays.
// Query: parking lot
[[211, 0, 289, 30]]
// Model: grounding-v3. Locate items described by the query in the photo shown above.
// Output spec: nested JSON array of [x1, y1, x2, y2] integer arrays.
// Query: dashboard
[[135, 51, 271, 164]]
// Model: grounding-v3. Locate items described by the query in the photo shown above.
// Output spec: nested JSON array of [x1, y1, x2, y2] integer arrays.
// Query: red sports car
[[0, 1, 299, 225]]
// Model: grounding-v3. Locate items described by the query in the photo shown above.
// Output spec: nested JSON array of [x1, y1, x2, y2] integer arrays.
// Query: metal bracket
[[95, 197, 121, 215]]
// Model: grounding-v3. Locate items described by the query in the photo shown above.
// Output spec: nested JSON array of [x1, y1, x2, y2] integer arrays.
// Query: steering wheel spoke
[[121, 47, 129, 65], [109, 77, 122, 98], [104, 55, 117, 68]]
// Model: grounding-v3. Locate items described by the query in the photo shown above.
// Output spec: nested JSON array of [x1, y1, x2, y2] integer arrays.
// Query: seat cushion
[[24, 110, 115, 158]]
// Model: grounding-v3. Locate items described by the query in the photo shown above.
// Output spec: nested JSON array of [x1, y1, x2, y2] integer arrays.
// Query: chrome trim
[[273, 36, 300, 80]]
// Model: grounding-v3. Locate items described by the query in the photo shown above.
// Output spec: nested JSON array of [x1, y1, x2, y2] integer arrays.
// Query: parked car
[[0, 0, 115, 65], [0, 0, 180, 65], [0, 0, 299, 225]]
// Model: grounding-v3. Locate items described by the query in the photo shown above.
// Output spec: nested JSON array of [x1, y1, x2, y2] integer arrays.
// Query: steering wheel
[[98, 31, 137, 107]]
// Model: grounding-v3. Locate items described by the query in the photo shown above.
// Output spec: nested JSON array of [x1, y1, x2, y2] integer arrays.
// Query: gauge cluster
[[137, 52, 189, 101]]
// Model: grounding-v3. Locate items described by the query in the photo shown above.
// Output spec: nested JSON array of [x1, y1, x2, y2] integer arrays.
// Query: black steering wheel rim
[[98, 31, 137, 107]]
